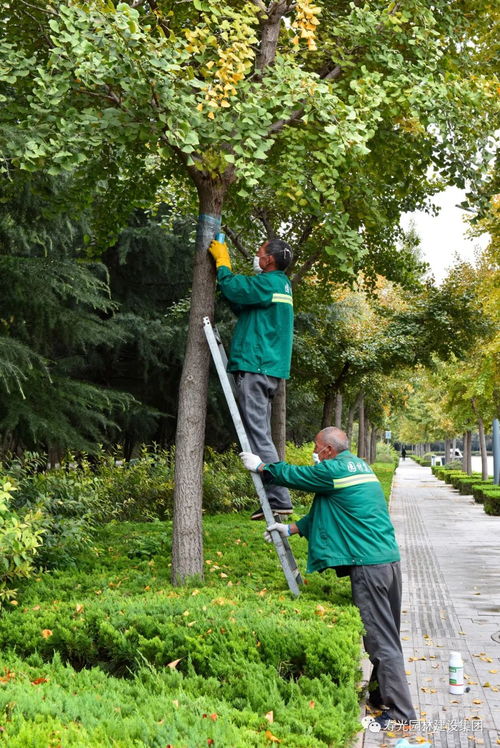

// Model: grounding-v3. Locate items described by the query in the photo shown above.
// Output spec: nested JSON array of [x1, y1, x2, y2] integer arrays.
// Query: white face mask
[[252, 255, 263, 274], [312, 446, 328, 464]]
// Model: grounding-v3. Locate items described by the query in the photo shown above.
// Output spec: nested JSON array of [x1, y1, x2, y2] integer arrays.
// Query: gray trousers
[[350, 562, 416, 723], [235, 372, 292, 510]]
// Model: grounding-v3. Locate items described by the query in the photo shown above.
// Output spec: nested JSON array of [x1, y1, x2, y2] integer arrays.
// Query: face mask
[[253, 255, 263, 274], [312, 446, 328, 464]]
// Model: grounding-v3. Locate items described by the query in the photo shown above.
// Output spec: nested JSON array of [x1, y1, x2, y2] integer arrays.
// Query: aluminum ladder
[[203, 316, 302, 596]]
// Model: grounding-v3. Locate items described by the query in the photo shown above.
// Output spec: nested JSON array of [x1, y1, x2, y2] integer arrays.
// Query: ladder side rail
[[203, 316, 301, 596]]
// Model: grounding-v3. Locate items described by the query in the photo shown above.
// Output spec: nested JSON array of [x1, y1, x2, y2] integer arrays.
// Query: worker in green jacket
[[209, 236, 294, 520], [239, 426, 416, 729]]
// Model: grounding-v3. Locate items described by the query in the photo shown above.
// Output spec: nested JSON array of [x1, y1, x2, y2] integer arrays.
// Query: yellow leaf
[[265, 729, 281, 743], [265, 710, 274, 723], [172, 699, 179, 708], [167, 658, 182, 669], [472, 699, 482, 704], [216, 551, 223, 557], [315, 604, 326, 616], [309, 700, 315, 708], [220, 573, 228, 578], [489, 669, 498, 674], [75, 604, 84, 614], [41, 629, 53, 638]]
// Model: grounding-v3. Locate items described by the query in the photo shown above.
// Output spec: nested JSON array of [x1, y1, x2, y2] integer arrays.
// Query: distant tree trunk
[[321, 386, 335, 429], [477, 419, 488, 480], [444, 438, 451, 465], [172, 181, 226, 585], [452, 437, 457, 458], [347, 391, 363, 448], [364, 418, 370, 461], [471, 400, 488, 481], [271, 379, 286, 461], [370, 426, 378, 464], [462, 431, 472, 475], [334, 392, 343, 428], [357, 392, 365, 458]]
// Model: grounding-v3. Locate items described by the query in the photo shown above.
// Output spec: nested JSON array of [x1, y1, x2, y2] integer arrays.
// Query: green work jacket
[[263, 450, 400, 573], [217, 267, 293, 379]]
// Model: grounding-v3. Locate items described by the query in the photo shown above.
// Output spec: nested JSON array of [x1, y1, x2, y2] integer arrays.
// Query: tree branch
[[224, 226, 252, 260], [146, 0, 170, 37], [253, 207, 276, 239], [291, 248, 321, 286], [255, 0, 291, 73]]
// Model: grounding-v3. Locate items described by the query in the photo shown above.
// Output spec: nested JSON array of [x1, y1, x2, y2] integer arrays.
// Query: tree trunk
[[271, 378, 286, 461], [346, 391, 363, 447], [444, 438, 451, 465], [334, 392, 343, 429], [471, 400, 488, 481], [462, 431, 472, 475], [172, 184, 224, 585], [357, 392, 365, 458], [370, 426, 378, 464], [321, 386, 335, 429]]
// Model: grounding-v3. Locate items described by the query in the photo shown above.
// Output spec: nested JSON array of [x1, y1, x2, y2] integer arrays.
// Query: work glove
[[208, 239, 232, 270], [264, 522, 291, 543], [239, 451, 264, 472]]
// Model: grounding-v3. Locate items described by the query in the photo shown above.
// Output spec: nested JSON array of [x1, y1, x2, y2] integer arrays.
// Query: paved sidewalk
[[362, 459, 500, 748]]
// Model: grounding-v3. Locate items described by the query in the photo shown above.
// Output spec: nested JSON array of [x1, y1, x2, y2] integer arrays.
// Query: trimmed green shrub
[[0, 515, 364, 747], [482, 487, 500, 516], [471, 482, 493, 503]]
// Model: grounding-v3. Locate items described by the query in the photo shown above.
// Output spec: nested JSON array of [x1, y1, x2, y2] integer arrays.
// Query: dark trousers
[[235, 372, 292, 510], [350, 562, 416, 723]]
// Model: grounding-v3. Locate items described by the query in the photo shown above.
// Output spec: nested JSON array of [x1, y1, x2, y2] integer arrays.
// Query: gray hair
[[318, 427, 349, 452]]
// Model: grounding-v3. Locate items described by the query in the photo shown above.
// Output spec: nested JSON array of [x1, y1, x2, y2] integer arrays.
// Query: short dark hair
[[265, 238, 293, 271]]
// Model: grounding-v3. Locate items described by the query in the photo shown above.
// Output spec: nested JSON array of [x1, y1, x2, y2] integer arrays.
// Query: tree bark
[[462, 430, 472, 475], [357, 392, 365, 458], [346, 390, 363, 447], [370, 425, 378, 464], [335, 392, 343, 429], [444, 438, 451, 466], [471, 399, 488, 481], [321, 386, 335, 429], [271, 378, 286, 461], [172, 182, 225, 585]]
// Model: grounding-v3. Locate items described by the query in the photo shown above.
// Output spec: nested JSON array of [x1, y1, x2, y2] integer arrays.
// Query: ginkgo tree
[[1, 0, 498, 582]]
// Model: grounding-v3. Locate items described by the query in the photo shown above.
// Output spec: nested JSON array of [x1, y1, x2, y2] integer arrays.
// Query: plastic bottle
[[215, 231, 225, 243], [395, 740, 431, 748], [449, 651, 464, 694]]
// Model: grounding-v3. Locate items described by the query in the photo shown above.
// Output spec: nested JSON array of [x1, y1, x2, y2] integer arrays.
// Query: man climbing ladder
[[208, 236, 294, 520]]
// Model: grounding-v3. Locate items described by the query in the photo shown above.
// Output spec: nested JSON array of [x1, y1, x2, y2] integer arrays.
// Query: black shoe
[[372, 712, 392, 730], [250, 507, 293, 521]]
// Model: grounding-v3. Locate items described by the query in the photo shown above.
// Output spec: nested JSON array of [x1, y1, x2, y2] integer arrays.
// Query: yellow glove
[[208, 239, 231, 270]]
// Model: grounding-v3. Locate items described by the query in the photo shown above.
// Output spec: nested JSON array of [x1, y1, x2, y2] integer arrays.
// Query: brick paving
[[361, 459, 500, 748]]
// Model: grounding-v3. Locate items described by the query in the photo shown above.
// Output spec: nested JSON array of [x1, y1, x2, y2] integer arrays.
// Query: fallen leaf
[[167, 658, 182, 670], [32, 605, 41, 610], [265, 710, 274, 723], [315, 604, 326, 616], [9, 600, 18, 606], [172, 700, 179, 708], [75, 604, 84, 614], [265, 729, 281, 743], [207, 740, 214, 746], [220, 573, 228, 579], [405, 670, 412, 675], [41, 629, 53, 639], [402, 636, 409, 640], [216, 551, 223, 557], [309, 700, 315, 708], [187, 621, 197, 627], [472, 699, 482, 704], [31, 677, 48, 685], [489, 669, 498, 674]]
